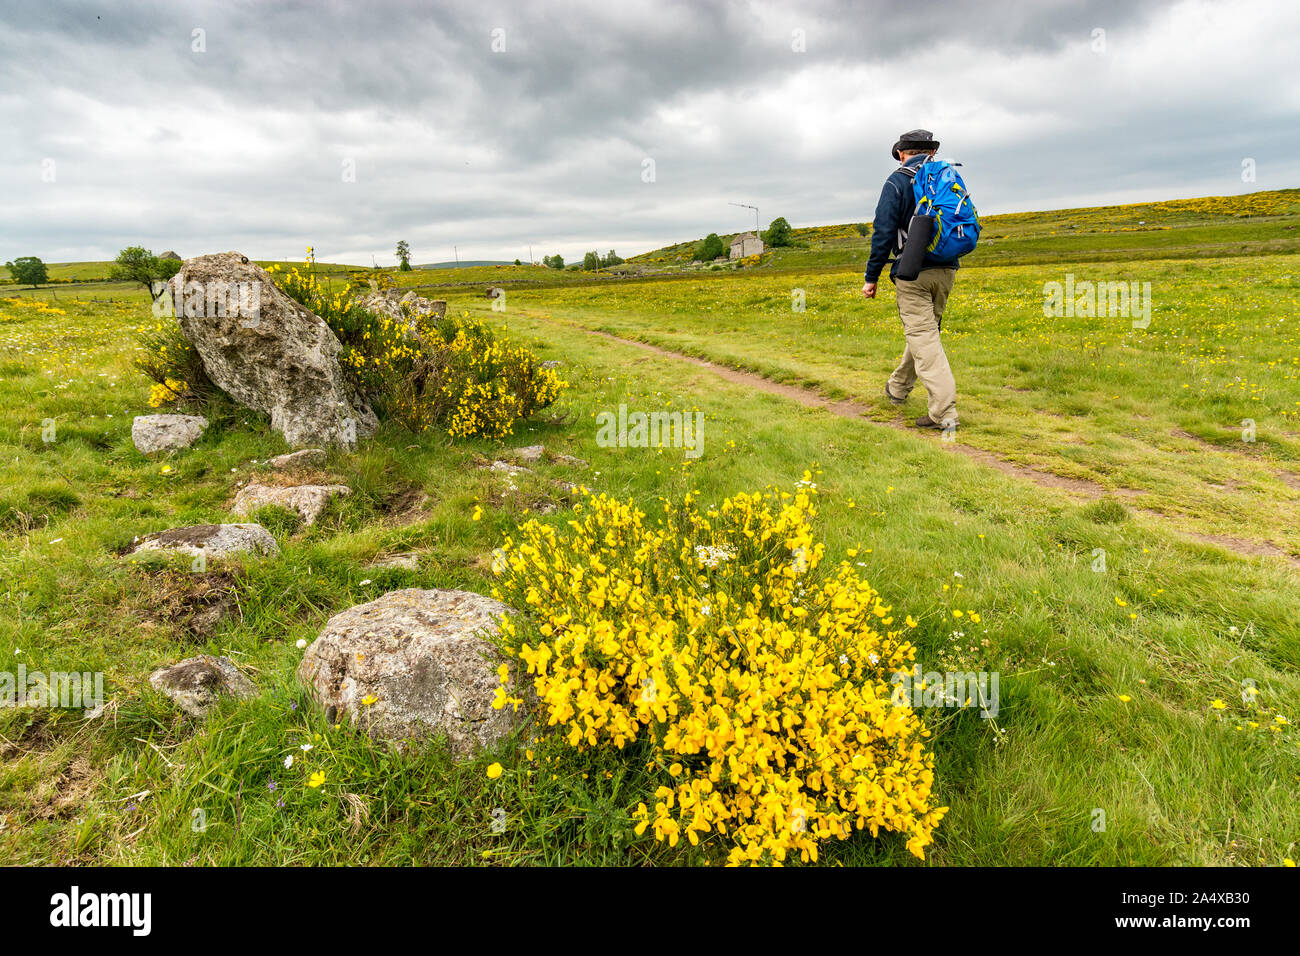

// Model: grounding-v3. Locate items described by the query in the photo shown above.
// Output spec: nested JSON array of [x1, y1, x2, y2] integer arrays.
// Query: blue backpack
[[902, 160, 980, 261]]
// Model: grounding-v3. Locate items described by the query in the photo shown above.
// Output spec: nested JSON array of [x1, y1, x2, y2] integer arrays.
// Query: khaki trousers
[[887, 267, 958, 425]]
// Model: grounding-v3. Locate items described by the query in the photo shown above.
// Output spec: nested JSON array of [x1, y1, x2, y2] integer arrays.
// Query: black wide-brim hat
[[891, 128, 940, 160]]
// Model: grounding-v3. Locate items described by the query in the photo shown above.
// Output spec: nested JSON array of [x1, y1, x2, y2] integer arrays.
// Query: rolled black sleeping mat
[[894, 213, 936, 281]]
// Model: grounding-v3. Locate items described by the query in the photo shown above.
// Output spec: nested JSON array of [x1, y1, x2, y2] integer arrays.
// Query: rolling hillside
[[7, 188, 1299, 297], [627, 188, 1300, 272]]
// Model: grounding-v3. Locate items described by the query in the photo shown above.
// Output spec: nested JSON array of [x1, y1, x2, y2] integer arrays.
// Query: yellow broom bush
[[490, 478, 947, 865], [277, 265, 564, 439]]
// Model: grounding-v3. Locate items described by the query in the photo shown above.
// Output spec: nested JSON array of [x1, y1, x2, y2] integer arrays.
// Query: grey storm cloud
[[2, 0, 1298, 265]]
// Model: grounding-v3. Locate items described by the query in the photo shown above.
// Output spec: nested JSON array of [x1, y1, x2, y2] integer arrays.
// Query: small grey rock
[[232, 483, 350, 526], [149, 655, 256, 717], [132, 414, 208, 454], [368, 553, 419, 571], [554, 453, 589, 468], [488, 460, 530, 476], [130, 523, 280, 559], [511, 444, 546, 463], [265, 448, 327, 470]]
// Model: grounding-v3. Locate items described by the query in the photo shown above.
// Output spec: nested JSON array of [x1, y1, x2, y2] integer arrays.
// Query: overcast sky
[[3, 0, 1298, 267]]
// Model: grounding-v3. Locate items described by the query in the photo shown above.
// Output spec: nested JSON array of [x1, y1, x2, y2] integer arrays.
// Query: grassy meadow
[[1, 189, 1297, 866]]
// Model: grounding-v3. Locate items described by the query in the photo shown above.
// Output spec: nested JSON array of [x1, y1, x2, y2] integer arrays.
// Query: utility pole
[[454, 245, 459, 266], [529, 244, 533, 265], [729, 202, 760, 233]]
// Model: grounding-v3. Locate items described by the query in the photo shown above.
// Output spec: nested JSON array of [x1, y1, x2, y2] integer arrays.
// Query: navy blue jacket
[[864, 154, 960, 283]]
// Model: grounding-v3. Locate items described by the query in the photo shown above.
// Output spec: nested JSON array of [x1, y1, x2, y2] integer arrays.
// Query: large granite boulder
[[129, 522, 280, 559], [231, 482, 351, 526], [167, 252, 377, 449], [297, 589, 525, 755], [132, 414, 208, 453], [150, 655, 256, 717]]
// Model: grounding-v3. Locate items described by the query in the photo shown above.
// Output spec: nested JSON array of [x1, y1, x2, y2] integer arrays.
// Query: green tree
[[855, 222, 871, 237], [602, 249, 624, 267], [543, 254, 564, 270], [583, 251, 601, 271], [694, 233, 724, 261], [396, 240, 412, 271], [763, 217, 793, 247], [5, 256, 48, 288], [110, 246, 179, 299]]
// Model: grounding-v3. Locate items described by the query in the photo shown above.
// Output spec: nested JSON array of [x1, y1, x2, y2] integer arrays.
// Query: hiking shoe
[[916, 416, 959, 431], [884, 384, 906, 406]]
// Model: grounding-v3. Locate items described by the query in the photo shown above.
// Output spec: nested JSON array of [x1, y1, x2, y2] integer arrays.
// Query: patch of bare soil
[[944, 444, 1106, 498], [1276, 471, 1300, 491], [0, 711, 55, 760], [141, 568, 240, 639], [33, 756, 100, 820], [1171, 426, 1259, 453], [1183, 532, 1298, 566], [380, 486, 432, 526], [1203, 478, 1244, 493]]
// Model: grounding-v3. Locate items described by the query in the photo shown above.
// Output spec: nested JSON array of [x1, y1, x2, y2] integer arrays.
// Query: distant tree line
[[542, 250, 623, 271], [4, 247, 188, 291]]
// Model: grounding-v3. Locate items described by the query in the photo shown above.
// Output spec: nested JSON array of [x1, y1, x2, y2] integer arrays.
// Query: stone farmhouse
[[728, 232, 764, 259]]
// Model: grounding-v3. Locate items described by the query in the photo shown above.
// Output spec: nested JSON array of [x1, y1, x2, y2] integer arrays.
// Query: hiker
[[862, 128, 976, 431]]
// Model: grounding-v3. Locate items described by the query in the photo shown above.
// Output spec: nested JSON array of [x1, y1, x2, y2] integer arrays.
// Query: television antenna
[[729, 202, 760, 233]]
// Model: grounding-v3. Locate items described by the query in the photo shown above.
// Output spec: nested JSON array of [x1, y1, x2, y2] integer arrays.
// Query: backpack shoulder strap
[[894, 165, 918, 249], [897, 163, 924, 232]]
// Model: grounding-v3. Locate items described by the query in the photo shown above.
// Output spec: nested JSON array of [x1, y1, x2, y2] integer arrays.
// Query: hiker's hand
[[861, 281, 877, 299]]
